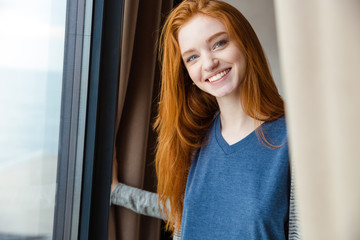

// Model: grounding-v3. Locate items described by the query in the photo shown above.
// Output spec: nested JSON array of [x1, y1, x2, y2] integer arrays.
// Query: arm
[[111, 183, 183, 239], [111, 183, 167, 219], [111, 158, 168, 220]]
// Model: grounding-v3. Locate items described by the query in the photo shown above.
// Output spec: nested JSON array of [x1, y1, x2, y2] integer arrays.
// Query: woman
[[112, 0, 299, 239]]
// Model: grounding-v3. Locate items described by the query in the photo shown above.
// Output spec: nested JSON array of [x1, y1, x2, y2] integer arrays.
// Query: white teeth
[[208, 69, 230, 82]]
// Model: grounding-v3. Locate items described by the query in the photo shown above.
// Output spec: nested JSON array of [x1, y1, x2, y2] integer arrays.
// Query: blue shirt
[[181, 114, 290, 240]]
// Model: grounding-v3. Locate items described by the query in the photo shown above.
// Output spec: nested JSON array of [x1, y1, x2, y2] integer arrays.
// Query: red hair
[[154, 0, 284, 233]]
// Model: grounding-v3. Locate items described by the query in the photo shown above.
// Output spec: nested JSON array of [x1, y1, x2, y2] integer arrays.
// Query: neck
[[216, 96, 257, 145], [217, 95, 249, 126]]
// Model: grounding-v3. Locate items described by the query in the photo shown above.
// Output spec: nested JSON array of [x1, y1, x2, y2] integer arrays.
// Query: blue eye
[[214, 40, 228, 49], [186, 55, 198, 63]]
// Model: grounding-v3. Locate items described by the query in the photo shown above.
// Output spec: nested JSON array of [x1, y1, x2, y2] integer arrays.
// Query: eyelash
[[185, 39, 229, 63], [186, 55, 198, 63], [213, 39, 228, 49]]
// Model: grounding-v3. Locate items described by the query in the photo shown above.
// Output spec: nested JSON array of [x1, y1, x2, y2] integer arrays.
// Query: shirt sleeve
[[111, 183, 169, 220]]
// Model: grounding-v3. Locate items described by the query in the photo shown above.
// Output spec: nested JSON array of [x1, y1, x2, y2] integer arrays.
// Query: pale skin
[[112, 157, 119, 191], [112, 14, 260, 189], [178, 14, 258, 145]]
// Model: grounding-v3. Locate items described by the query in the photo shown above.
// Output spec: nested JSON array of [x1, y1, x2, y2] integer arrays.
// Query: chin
[[212, 87, 238, 99]]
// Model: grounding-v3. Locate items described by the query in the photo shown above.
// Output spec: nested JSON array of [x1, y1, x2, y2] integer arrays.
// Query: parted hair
[[154, 0, 284, 234]]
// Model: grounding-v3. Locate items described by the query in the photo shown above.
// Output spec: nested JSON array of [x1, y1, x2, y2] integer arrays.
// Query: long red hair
[[154, 0, 284, 233]]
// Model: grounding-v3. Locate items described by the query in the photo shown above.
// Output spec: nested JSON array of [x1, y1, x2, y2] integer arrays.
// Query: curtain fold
[[109, 0, 173, 239], [274, 1, 360, 239]]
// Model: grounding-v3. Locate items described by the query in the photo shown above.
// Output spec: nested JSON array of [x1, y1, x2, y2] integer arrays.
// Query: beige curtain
[[274, 1, 360, 239], [108, 0, 173, 239]]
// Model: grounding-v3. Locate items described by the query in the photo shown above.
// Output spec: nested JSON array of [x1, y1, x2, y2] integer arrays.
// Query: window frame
[[52, 0, 92, 238], [79, 0, 124, 238], [53, 0, 124, 238]]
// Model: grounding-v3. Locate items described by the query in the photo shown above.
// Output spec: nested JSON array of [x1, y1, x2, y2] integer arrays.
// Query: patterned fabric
[[111, 183, 165, 219], [288, 163, 301, 240], [173, 230, 181, 240]]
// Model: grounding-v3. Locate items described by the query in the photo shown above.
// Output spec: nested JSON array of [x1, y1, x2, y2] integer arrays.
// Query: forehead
[[178, 14, 227, 52]]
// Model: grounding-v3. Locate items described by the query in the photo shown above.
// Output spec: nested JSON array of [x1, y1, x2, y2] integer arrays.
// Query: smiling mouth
[[207, 68, 231, 82]]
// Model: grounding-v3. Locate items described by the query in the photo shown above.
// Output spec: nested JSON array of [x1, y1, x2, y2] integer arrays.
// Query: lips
[[207, 68, 231, 82]]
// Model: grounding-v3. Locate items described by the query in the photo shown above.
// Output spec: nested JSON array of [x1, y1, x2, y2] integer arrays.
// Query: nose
[[203, 53, 219, 72]]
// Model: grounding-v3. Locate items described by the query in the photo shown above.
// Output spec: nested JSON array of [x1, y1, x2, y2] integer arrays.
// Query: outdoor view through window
[[0, 0, 66, 238]]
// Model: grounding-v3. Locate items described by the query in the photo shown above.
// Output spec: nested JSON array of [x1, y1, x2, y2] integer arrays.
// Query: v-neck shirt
[[181, 114, 290, 240]]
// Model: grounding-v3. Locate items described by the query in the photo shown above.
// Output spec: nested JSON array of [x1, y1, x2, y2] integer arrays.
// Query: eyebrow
[[181, 31, 228, 57], [206, 31, 227, 44]]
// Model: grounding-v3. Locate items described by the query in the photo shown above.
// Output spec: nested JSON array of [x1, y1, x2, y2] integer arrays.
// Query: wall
[[223, 0, 282, 94]]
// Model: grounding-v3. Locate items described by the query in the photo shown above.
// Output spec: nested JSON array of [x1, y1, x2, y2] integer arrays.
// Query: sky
[[0, 0, 66, 71], [0, 0, 67, 165]]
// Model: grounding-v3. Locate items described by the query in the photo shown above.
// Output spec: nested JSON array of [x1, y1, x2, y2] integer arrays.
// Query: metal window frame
[[79, 0, 124, 238], [53, 0, 92, 238], [54, 0, 123, 238]]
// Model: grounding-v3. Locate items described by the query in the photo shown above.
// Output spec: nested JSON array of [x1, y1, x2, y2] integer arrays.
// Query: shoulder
[[264, 115, 287, 131], [262, 115, 288, 146]]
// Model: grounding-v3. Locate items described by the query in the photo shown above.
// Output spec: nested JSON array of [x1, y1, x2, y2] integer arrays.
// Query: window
[[0, 0, 67, 238], [0, 0, 122, 238]]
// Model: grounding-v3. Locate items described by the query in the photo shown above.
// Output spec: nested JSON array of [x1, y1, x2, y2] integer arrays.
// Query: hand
[[111, 158, 119, 192]]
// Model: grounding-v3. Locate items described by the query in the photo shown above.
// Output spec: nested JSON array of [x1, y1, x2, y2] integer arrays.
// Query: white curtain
[[274, 1, 360, 239]]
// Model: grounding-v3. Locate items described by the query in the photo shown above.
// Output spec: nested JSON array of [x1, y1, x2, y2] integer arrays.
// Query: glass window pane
[[0, 0, 66, 238]]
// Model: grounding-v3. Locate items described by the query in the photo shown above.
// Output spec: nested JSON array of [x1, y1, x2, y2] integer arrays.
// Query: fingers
[[111, 158, 119, 192]]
